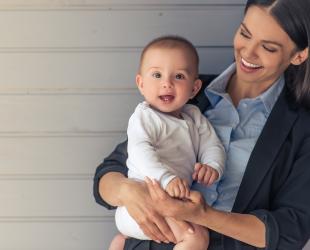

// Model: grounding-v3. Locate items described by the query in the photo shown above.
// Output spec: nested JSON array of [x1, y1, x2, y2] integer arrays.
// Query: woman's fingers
[[146, 177, 167, 201], [169, 217, 194, 234], [152, 215, 177, 243], [124, 179, 174, 243], [188, 190, 205, 205], [144, 177, 177, 242], [139, 219, 172, 243]]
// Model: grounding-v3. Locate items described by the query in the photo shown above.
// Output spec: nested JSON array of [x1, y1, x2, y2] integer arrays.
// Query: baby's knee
[[108, 234, 126, 250], [184, 225, 209, 247]]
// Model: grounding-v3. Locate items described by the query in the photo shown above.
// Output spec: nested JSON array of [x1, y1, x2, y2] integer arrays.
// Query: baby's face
[[136, 47, 201, 118]]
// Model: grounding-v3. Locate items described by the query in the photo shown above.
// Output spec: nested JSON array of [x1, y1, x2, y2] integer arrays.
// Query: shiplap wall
[[0, 1, 309, 249]]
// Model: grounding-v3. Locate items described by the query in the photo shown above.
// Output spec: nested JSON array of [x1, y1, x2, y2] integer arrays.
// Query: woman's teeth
[[241, 58, 261, 68]]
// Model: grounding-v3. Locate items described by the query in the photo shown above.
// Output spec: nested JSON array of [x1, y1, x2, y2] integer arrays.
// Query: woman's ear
[[291, 47, 309, 65], [136, 74, 144, 95], [190, 79, 202, 99]]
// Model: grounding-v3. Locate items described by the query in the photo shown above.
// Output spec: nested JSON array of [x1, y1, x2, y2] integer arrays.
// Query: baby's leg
[[108, 234, 126, 250], [166, 218, 209, 250]]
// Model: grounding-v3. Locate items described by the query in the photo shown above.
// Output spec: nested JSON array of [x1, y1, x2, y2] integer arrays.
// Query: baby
[[110, 35, 225, 250]]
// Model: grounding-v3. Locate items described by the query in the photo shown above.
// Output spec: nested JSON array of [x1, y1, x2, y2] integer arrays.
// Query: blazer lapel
[[232, 88, 298, 212]]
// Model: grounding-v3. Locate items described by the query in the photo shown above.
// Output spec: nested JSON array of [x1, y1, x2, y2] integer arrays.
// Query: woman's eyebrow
[[241, 22, 283, 48], [241, 23, 251, 34]]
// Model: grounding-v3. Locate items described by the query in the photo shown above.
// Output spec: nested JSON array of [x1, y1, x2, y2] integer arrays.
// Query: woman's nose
[[243, 42, 258, 59]]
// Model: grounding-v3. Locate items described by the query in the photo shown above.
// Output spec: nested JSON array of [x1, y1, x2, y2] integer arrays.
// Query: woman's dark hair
[[246, 0, 310, 109]]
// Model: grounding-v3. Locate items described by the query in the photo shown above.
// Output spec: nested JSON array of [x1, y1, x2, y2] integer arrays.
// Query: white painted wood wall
[[0, 0, 309, 249]]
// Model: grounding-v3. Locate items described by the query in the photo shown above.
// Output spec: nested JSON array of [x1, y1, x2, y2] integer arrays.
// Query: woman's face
[[233, 5, 298, 90]]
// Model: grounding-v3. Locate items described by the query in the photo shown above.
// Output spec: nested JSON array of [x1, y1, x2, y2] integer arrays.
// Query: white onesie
[[115, 101, 225, 240]]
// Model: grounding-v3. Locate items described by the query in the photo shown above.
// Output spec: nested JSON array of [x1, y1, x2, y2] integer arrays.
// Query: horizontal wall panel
[[0, 9, 242, 48], [0, 48, 233, 90], [0, 94, 142, 132], [0, 221, 117, 250], [0, 179, 113, 217], [0, 0, 245, 8], [0, 134, 126, 175]]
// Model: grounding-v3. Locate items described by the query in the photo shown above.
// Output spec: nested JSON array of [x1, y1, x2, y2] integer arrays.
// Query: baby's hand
[[192, 163, 219, 186], [166, 177, 190, 199]]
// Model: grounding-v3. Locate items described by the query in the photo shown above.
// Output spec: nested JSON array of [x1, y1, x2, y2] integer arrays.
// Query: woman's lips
[[240, 57, 263, 73]]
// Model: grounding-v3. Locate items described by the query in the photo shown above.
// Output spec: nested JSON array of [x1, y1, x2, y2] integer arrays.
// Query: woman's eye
[[152, 72, 161, 78], [262, 45, 277, 53], [175, 74, 185, 80]]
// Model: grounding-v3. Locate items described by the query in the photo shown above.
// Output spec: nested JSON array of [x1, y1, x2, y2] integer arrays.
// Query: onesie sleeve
[[187, 105, 226, 179], [127, 104, 176, 189]]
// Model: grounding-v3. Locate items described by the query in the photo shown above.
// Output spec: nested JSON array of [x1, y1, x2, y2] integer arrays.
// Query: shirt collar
[[204, 63, 285, 114], [258, 75, 284, 114], [205, 63, 236, 107]]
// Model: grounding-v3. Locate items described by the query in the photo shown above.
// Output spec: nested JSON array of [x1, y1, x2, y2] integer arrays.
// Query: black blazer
[[93, 75, 310, 250]]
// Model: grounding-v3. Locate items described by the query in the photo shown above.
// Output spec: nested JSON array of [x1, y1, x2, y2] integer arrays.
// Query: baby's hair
[[139, 35, 199, 76]]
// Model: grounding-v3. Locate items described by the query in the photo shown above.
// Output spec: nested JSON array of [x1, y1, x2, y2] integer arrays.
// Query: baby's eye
[[152, 72, 161, 78], [175, 74, 185, 80]]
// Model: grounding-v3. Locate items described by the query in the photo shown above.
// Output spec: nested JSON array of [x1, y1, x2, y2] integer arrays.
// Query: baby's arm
[[192, 163, 219, 186], [196, 111, 226, 180], [165, 177, 190, 199], [127, 105, 176, 188]]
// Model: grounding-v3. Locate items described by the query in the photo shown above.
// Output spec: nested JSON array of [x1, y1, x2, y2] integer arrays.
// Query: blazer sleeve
[[224, 134, 310, 250], [93, 140, 128, 210], [252, 135, 310, 250]]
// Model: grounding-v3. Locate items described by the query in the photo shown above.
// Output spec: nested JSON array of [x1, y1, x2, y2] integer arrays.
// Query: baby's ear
[[136, 74, 144, 94], [190, 79, 202, 98], [291, 47, 309, 65]]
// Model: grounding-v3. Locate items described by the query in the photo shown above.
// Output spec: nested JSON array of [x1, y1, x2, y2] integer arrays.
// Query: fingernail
[[164, 241, 169, 244], [188, 228, 194, 234], [155, 240, 161, 244]]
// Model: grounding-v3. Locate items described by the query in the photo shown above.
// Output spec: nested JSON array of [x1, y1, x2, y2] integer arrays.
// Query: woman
[[93, 0, 310, 249]]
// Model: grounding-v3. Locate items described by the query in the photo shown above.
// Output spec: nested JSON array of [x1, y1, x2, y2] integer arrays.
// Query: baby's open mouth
[[159, 95, 175, 102]]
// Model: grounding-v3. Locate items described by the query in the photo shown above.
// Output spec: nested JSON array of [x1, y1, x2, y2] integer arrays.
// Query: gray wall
[[0, 0, 308, 249]]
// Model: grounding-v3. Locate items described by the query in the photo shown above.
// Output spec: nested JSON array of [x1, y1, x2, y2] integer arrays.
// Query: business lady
[[93, 0, 310, 249]]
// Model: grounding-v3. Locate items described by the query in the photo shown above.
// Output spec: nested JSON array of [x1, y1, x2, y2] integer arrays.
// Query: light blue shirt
[[192, 63, 284, 211]]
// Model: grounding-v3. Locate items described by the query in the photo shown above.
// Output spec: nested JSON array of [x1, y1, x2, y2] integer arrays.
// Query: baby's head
[[136, 35, 202, 118]]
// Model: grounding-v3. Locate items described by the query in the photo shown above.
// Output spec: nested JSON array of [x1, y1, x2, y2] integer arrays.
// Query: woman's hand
[[120, 178, 177, 243], [145, 177, 207, 224], [145, 178, 266, 247]]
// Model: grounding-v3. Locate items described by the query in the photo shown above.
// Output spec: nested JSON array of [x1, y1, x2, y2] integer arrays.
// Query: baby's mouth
[[159, 95, 175, 102]]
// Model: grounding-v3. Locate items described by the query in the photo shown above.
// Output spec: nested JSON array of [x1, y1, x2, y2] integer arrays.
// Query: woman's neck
[[227, 74, 274, 107]]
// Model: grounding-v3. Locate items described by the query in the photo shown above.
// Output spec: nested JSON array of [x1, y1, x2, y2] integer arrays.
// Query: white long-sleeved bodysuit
[[115, 101, 225, 240]]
